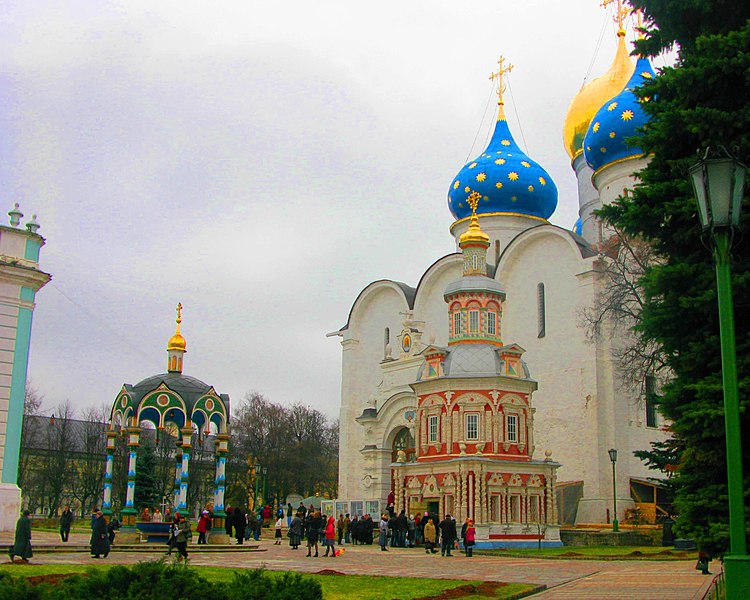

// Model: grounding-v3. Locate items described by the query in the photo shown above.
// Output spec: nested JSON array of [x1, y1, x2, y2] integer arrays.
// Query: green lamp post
[[689, 147, 749, 599], [608, 448, 619, 533]]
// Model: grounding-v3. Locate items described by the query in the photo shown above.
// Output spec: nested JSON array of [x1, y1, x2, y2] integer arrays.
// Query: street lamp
[[608, 448, 619, 533], [261, 466, 268, 508], [689, 147, 749, 599]]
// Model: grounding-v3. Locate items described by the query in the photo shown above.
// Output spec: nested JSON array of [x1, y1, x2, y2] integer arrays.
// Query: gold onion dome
[[167, 303, 187, 352], [562, 28, 634, 159]]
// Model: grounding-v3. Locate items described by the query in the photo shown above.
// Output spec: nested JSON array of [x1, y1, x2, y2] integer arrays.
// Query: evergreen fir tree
[[134, 440, 160, 511], [599, 1, 750, 555]]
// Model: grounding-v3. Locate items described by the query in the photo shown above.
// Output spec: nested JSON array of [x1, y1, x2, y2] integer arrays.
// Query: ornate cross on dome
[[467, 191, 482, 215], [489, 56, 513, 104], [176, 302, 183, 325], [601, 0, 630, 33]]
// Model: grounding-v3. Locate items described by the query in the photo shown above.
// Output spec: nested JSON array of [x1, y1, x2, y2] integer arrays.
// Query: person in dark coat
[[363, 514, 374, 544], [232, 507, 246, 544], [438, 514, 457, 557], [59, 505, 73, 542], [288, 514, 303, 549], [298, 502, 307, 519], [224, 506, 233, 537], [107, 514, 120, 544], [9, 510, 33, 562], [90, 509, 110, 559], [306, 511, 323, 557]]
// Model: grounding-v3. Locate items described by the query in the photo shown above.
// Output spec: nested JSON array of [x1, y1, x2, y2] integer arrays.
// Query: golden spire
[[459, 191, 490, 247], [167, 302, 187, 352], [489, 56, 514, 120]]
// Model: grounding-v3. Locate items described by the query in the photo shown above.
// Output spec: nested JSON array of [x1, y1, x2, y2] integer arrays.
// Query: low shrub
[[0, 561, 323, 600]]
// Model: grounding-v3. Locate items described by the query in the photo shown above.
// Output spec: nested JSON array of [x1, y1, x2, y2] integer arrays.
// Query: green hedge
[[0, 561, 323, 600]]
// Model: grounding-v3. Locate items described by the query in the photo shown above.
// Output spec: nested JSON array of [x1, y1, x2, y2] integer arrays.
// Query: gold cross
[[601, 0, 630, 32], [176, 302, 183, 324], [467, 191, 482, 215], [489, 56, 513, 103]]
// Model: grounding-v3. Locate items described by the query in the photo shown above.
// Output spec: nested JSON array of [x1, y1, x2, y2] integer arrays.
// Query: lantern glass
[[689, 162, 709, 228], [706, 159, 735, 227], [608, 448, 618, 463]]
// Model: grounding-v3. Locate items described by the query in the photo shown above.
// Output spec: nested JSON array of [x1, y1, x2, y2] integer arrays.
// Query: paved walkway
[[1, 531, 716, 599]]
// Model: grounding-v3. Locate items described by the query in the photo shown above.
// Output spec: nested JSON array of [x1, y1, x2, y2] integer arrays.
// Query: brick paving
[[0, 531, 716, 598]]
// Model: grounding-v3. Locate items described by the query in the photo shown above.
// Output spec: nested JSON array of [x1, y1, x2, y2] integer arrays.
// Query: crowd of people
[[7, 496, 478, 565]]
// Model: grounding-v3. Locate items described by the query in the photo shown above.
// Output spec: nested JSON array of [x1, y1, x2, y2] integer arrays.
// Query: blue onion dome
[[583, 57, 656, 173], [448, 103, 558, 222], [572, 217, 582, 235]]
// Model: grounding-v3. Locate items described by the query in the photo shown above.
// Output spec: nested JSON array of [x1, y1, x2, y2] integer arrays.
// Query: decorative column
[[178, 424, 193, 512], [121, 424, 141, 527], [102, 429, 118, 518], [545, 475, 553, 524], [173, 443, 182, 510], [213, 433, 229, 527], [468, 470, 475, 521], [460, 467, 468, 521], [478, 465, 486, 523]]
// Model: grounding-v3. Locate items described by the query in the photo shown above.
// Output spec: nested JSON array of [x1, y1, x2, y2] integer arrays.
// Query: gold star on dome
[[458, 203, 464, 208], [508, 172, 519, 181], [609, 131, 616, 138], [453, 181, 460, 189], [495, 158, 506, 165], [539, 176, 546, 186], [483, 195, 489, 201], [501, 139, 511, 146], [621, 109, 634, 121], [600, 147, 607, 153], [593, 122, 600, 132], [469, 162, 477, 169], [511, 196, 518, 202], [464, 186, 471, 193], [521, 161, 531, 168], [476, 173, 487, 182], [495, 182, 503, 189], [607, 101, 618, 111], [528, 185, 534, 192], [641, 71, 653, 78]]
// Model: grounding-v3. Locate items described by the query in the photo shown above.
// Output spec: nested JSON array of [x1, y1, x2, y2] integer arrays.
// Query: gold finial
[[635, 9, 645, 39], [601, 0, 629, 36], [489, 56, 514, 105], [168, 302, 187, 353], [459, 191, 490, 248], [467, 191, 481, 215]]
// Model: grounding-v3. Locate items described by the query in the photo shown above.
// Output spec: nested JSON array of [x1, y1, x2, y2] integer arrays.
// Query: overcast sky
[[0, 1, 671, 420]]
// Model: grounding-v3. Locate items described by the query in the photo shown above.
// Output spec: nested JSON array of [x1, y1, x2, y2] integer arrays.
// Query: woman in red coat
[[323, 516, 336, 557], [196, 511, 211, 545]]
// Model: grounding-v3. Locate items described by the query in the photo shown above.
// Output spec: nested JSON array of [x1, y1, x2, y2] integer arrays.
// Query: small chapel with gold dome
[[104, 304, 231, 532], [330, 1, 668, 545]]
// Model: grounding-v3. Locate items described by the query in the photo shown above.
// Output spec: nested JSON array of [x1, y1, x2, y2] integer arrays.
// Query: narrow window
[[428, 415, 438, 443], [487, 311, 497, 336], [469, 310, 479, 334], [537, 282, 546, 338], [645, 374, 658, 428], [453, 312, 462, 336], [506, 414, 518, 443], [466, 413, 479, 440]]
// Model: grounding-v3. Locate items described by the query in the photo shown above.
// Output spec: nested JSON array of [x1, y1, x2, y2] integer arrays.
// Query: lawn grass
[[476, 545, 692, 560], [0, 563, 538, 599]]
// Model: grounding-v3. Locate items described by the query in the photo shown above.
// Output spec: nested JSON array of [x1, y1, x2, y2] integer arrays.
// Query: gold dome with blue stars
[[448, 58, 558, 222], [583, 56, 656, 173]]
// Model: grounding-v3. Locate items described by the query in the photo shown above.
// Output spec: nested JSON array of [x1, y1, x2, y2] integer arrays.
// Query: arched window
[[537, 282, 546, 338], [392, 427, 416, 462], [453, 311, 462, 336], [384, 327, 390, 355]]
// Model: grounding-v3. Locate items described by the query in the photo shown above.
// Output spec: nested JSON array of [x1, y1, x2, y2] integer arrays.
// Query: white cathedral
[[329, 16, 668, 539]]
